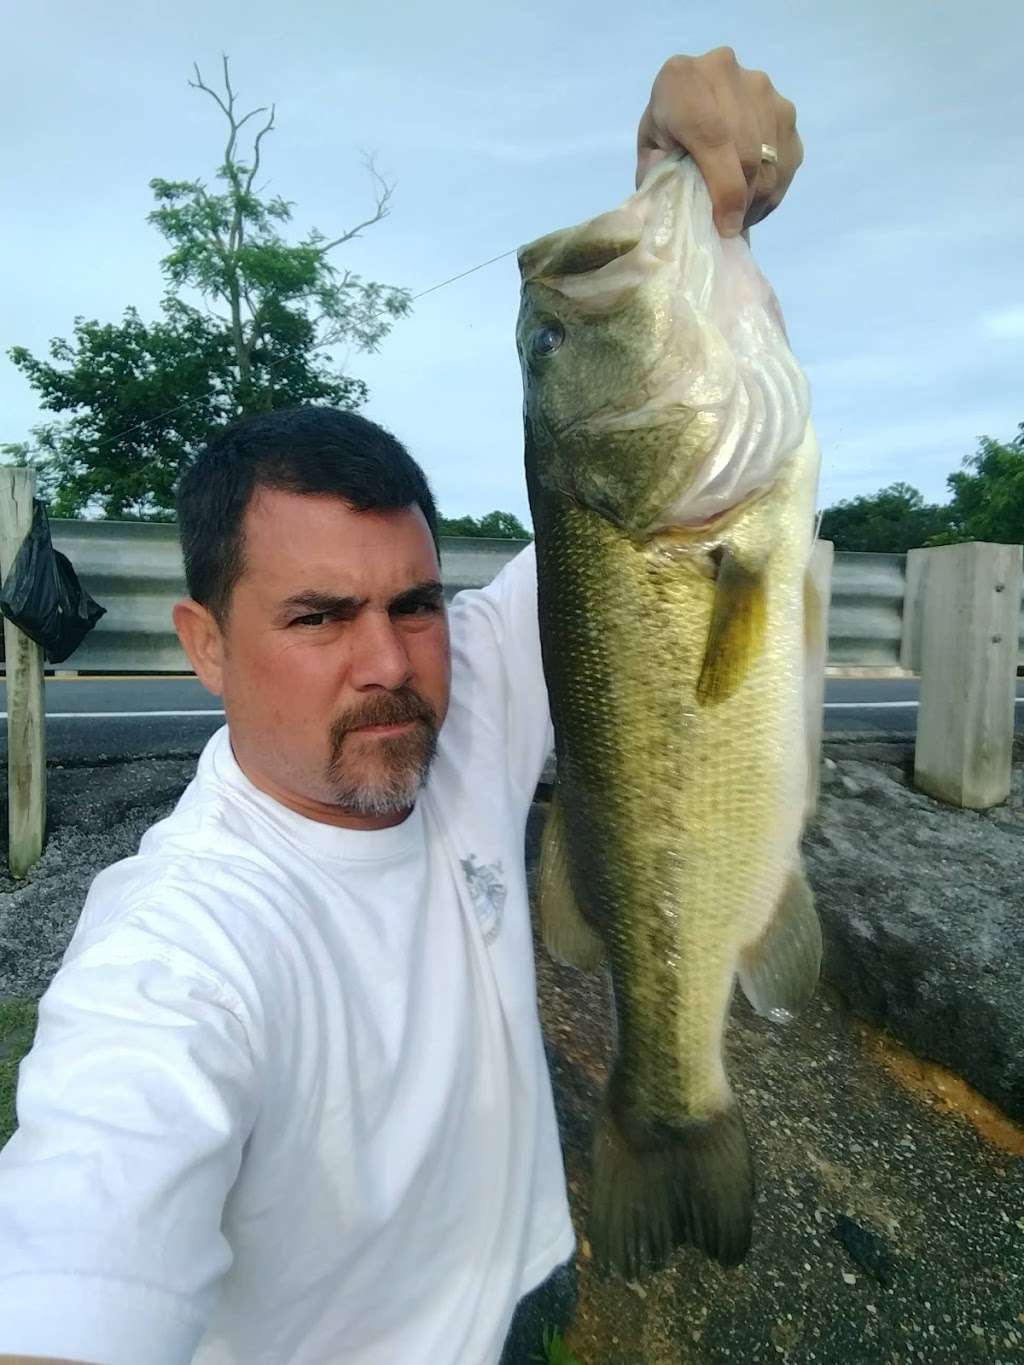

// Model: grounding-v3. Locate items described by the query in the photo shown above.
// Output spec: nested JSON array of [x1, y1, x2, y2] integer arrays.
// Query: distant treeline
[[437, 511, 531, 540], [819, 424, 1023, 553]]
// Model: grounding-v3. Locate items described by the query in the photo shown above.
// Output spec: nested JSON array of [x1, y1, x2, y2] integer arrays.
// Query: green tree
[[7, 302, 230, 518], [818, 481, 953, 553], [6, 57, 410, 518], [928, 423, 1024, 546], [437, 510, 532, 540]]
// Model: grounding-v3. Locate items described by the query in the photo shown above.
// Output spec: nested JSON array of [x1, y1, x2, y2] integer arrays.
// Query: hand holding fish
[[636, 46, 803, 236]]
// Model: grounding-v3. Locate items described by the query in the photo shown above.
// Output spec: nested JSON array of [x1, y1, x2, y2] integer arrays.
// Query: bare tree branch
[[244, 105, 276, 198], [316, 154, 395, 254], [190, 59, 269, 192], [189, 62, 231, 122]]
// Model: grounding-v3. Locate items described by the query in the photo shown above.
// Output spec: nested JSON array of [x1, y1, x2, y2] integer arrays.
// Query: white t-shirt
[[0, 543, 574, 1365]]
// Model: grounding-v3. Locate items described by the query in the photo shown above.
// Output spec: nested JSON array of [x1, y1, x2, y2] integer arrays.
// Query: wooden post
[[0, 468, 46, 876], [804, 538, 834, 820], [911, 541, 1022, 809]]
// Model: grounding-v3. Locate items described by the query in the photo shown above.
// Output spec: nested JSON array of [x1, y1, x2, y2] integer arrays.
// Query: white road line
[[2, 700, 1021, 721], [828, 700, 1023, 710], [826, 701, 918, 710], [0, 709, 225, 720]]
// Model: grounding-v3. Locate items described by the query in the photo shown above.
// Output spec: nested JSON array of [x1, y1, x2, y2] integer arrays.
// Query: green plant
[[0, 997, 39, 1148], [532, 1324, 582, 1365]]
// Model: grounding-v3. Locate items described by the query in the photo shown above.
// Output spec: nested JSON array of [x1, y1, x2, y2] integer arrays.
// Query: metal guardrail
[[828, 552, 907, 667], [5, 501, 1020, 875], [41, 521, 1024, 673], [50, 520, 188, 672], [43, 525, 541, 672]]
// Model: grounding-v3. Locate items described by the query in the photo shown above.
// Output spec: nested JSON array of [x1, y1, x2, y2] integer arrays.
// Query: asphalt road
[[1, 675, 1022, 764]]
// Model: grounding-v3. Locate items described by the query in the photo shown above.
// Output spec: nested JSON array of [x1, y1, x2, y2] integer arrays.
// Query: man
[[0, 49, 803, 1365]]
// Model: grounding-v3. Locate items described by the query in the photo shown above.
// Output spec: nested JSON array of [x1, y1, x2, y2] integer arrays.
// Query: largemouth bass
[[516, 155, 823, 1277]]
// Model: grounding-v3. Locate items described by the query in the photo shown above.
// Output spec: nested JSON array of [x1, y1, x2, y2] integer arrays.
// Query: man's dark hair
[[177, 406, 440, 623]]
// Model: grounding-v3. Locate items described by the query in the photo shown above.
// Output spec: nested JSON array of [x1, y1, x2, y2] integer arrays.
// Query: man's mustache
[[331, 688, 438, 741]]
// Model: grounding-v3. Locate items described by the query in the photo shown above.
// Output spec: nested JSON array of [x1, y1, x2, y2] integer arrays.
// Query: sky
[[2, 0, 1022, 527]]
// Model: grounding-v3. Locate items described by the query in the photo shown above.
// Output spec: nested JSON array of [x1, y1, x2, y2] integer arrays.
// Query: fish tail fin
[[739, 862, 822, 1022], [589, 1090, 754, 1276], [539, 790, 607, 970]]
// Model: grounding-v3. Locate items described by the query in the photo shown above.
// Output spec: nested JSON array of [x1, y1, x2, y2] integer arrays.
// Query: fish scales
[[517, 154, 823, 1276]]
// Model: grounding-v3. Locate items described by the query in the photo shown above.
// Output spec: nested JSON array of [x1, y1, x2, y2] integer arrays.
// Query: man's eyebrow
[[275, 581, 445, 616], [277, 590, 365, 616], [390, 580, 445, 607]]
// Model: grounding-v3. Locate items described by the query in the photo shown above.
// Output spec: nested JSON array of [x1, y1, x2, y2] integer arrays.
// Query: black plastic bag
[[0, 500, 106, 664]]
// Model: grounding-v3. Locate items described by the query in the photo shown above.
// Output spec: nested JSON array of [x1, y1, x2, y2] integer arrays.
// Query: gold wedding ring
[[760, 143, 779, 166]]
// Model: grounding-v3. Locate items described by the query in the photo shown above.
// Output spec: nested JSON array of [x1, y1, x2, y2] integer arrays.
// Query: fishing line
[[411, 248, 518, 301], [56, 245, 521, 455]]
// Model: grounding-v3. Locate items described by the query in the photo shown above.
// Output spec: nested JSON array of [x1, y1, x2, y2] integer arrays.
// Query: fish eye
[[532, 322, 565, 357]]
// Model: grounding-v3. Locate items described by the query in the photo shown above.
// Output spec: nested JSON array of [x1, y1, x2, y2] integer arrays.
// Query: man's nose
[[348, 612, 414, 691]]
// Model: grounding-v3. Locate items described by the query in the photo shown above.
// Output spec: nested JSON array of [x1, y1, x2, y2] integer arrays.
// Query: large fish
[[516, 154, 823, 1277]]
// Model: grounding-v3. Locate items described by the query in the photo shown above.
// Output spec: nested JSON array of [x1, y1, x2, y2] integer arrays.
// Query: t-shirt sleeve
[[0, 921, 260, 1365], [446, 542, 554, 804]]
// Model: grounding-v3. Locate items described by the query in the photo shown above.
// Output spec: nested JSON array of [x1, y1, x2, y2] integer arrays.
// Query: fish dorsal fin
[[695, 547, 767, 706]]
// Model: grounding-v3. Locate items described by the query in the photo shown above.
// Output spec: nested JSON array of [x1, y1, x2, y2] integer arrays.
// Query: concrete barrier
[[910, 542, 1023, 808]]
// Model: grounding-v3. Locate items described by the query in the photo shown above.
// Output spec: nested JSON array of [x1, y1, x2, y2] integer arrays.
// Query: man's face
[[212, 488, 450, 829]]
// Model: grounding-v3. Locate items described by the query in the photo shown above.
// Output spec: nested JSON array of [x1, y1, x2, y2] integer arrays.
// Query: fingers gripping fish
[[516, 154, 823, 1277]]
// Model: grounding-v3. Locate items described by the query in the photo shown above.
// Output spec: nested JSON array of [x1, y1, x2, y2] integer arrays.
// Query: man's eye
[[293, 612, 328, 627]]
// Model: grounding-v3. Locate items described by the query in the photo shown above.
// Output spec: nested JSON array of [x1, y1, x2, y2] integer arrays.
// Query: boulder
[[806, 738, 1024, 1121]]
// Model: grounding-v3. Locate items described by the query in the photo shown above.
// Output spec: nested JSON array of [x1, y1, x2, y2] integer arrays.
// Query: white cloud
[[980, 306, 1024, 341]]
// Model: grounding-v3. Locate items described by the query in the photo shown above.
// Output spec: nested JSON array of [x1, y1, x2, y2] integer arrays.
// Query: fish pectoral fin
[[590, 1090, 753, 1276], [738, 862, 822, 1022], [538, 790, 606, 971], [696, 548, 767, 706]]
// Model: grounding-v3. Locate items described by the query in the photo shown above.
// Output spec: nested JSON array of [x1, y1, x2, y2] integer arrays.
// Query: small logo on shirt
[[460, 854, 507, 944]]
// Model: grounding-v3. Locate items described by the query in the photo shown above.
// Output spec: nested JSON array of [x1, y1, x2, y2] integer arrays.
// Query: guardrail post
[[0, 468, 46, 875], [910, 541, 1023, 809], [805, 538, 834, 818]]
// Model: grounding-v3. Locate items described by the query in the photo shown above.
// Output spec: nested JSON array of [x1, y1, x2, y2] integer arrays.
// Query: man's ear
[[173, 599, 225, 697]]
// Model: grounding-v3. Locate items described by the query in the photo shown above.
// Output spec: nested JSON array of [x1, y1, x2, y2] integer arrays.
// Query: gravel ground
[[1, 742, 1022, 1363], [0, 755, 199, 998], [537, 932, 1024, 1364]]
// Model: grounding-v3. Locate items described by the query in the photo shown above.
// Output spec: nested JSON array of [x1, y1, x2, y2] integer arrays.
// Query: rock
[[832, 1215, 895, 1286], [806, 739, 1024, 1122]]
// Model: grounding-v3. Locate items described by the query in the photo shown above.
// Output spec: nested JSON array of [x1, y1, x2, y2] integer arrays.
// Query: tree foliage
[[437, 510, 532, 540], [818, 425, 1024, 553], [932, 423, 1024, 546], [7, 303, 229, 518], [818, 481, 953, 553], [6, 57, 410, 518]]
